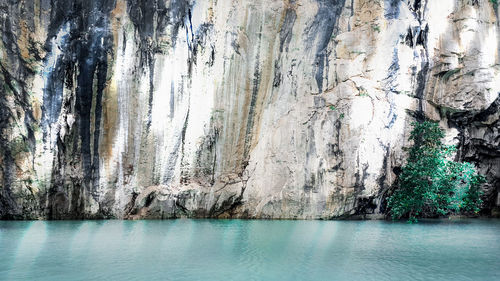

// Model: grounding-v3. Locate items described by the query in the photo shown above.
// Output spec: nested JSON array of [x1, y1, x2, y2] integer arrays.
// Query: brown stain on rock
[[101, 1, 126, 171]]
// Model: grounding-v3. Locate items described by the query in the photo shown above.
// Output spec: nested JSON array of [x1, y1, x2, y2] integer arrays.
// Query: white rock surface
[[0, 0, 498, 219]]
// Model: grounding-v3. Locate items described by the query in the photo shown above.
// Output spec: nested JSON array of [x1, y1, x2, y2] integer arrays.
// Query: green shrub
[[491, 0, 499, 9], [388, 121, 485, 222]]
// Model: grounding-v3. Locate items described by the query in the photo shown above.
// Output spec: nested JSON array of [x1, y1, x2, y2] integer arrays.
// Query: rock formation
[[0, 0, 498, 219]]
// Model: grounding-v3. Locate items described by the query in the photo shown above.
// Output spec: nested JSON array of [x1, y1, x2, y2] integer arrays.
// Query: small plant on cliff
[[9, 136, 30, 156], [387, 121, 485, 223]]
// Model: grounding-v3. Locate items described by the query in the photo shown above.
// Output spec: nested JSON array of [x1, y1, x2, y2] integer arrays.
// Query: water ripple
[[0, 219, 499, 280]]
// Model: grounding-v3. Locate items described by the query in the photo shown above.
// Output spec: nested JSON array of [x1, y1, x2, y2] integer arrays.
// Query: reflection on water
[[0, 219, 499, 280]]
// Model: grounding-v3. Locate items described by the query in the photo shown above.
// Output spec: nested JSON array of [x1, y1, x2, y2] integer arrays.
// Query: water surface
[[0, 219, 499, 280]]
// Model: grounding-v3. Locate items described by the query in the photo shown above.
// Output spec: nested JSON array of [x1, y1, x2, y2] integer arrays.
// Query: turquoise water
[[0, 219, 499, 280]]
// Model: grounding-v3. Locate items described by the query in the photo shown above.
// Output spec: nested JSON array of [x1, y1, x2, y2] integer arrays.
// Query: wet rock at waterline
[[0, 0, 499, 219]]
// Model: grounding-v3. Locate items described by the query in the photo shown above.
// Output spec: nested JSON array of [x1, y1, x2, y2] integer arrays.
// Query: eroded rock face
[[0, 0, 499, 219]]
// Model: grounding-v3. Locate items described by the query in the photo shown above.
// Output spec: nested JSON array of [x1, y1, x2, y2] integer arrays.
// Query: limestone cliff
[[0, 0, 499, 219]]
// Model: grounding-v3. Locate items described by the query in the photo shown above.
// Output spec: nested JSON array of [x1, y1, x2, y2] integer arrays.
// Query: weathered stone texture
[[0, 0, 499, 219]]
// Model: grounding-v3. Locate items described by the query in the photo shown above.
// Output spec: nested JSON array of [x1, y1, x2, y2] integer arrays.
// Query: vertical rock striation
[[0, 0, 499, 219]]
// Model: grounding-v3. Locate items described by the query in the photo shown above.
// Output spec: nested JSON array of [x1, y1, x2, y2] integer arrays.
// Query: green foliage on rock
[[9, 136, 30, 156], [442, 68, 461, 81], [490, 0, 499, 9], [388, 121, 485, 223]]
